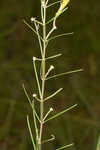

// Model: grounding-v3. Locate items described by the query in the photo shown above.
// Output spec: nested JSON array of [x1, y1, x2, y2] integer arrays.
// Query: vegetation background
[[0, 0, 100, 150]]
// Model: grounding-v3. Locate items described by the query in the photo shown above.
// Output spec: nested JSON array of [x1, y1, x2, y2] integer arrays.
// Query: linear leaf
[[27, 115, 37, 150], [46, 7, 68, 25], [22, 84, 32, 107], [44, 88, 63, 101], [33, 60, 42, 98], [56, 143, 73, 150], [23, 20, 43, 41], [23, 84, 40, 122], [46, 69, 83, 80], [48, 32, 73, 41], [47, 1, 61, 8], [44, 104, 77, 123], [33, 107, 40, 123], [23, 20, 37, 35], [42, 134, 55, 144], [45, 53, 62, 60], [46, 16, 56, 25], [34, 22, 43, 56], [32, 102, 39, 145]]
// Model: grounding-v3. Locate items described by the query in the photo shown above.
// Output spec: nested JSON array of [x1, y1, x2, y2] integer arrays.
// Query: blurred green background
[[0, 0, 100, 150]]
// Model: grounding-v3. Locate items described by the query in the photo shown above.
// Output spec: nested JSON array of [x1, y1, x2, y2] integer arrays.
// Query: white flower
[[50, 107, 53, 112], [33, 57, 36, 61], [50, 65, 54, 71], [30, 17, 35, 22], [32, 93, 37, 97]]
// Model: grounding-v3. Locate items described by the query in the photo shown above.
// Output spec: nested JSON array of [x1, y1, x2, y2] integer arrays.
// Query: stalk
[[38, 1, 47, 150], [23, 1, 83, 150]]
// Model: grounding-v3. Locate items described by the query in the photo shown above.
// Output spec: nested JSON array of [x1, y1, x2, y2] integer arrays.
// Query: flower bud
[[32, 93, 37, 97]]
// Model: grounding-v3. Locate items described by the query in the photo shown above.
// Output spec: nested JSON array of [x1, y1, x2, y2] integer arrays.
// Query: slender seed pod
[[55, 0, 70, 18]]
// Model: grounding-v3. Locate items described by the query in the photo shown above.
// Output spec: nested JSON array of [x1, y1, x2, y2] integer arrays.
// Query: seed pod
[[55, 0, 70, 18]]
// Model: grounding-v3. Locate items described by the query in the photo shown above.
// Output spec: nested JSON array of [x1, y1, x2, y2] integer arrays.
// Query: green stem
[[38, 1, 47, 150]]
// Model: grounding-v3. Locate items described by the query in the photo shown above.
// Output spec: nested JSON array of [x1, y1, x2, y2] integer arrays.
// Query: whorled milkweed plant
[[23, 0, 83, 150]]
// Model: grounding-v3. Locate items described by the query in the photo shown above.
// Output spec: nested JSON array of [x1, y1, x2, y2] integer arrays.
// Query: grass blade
[[44, 104, 77, 123]]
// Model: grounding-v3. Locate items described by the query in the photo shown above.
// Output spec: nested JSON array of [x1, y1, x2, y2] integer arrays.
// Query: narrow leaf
[[48, 32, 73, 41], [22, 84, 32, 107], [34, 22, 43, 56], [42, 134, 55, 144], [33, 60, 42, 98], [46, 16, 56, 25], [23, 20, 37, 35], [46, 6, 68, 25], [44, 88, 63, 102], [23, 20, 43, 41], [33, 107, 40, 123], [47, 1, 61, 8], [44, 104, 77, 123], [23, 84, 40, 122], [27, 115, 37, 150], [45, 53, 62, 60], [46, 69, 83, 80], [32, 101, 39, 143], [56, 143, 73, 150]]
